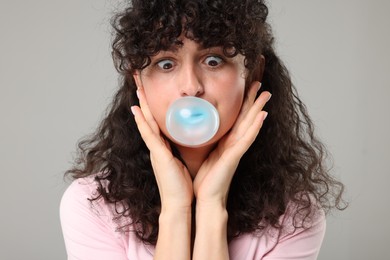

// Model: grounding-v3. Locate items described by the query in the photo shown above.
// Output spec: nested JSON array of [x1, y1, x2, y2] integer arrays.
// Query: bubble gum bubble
[[166, 97, 220, 147]]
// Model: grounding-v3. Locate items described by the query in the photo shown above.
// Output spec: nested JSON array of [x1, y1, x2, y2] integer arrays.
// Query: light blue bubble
[[166, 97, 220, 147]]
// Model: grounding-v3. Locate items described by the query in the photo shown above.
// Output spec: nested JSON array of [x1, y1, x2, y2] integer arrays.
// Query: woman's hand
[[131, 87, 193, 210], [132, 87, 193, 260], [193, 81, 271, 207], [192, 82, 270, 260]]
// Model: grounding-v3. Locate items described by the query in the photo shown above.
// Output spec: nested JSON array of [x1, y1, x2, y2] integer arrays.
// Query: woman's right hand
[[131, 87, 193, 211], [132, 86, 192, 260]]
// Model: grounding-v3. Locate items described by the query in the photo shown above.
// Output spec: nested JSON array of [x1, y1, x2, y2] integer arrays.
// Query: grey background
[[0, 0, 389, 259]]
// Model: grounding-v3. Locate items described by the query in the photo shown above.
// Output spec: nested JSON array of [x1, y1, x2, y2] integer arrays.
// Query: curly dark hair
[[66, 0, 346, 245]]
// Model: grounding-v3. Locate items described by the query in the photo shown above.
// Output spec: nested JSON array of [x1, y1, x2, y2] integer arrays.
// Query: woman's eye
[[157, 59, 174, 70], [205, 56, 223, 67]]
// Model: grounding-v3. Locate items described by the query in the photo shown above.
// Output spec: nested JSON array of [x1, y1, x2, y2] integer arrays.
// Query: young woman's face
[[134, 37, 248, 148]]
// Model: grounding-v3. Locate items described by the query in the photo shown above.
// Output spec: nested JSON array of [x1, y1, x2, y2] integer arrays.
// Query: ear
[[133, 71, 143, 89], [251, 55, 265, 82]]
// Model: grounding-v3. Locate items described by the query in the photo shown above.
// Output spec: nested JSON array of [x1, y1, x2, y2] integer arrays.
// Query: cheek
[[144, 93, 170, 132], [216, 83, 246, 132], [138, 75, 172, 133], [223, 92, 244, 124]]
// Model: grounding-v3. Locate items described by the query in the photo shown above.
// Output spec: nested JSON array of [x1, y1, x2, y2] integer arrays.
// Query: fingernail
[[263, 112, 268, 120], [131, 106, 136, 115], [136, 90, 140, 99], [258, 82, 262, 91], [267, 93, 272, 101]]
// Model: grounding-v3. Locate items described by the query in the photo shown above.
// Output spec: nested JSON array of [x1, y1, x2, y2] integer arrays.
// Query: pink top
[[60, 176, 326, 260]]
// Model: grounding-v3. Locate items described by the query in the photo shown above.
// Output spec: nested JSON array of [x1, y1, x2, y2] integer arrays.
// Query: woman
[[60, 0, 345, 259]]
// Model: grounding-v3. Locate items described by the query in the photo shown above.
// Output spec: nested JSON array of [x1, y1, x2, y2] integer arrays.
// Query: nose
[[178, 64, 204, 97]]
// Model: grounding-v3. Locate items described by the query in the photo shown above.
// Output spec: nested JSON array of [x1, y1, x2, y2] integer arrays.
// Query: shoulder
[[60, 175, 107, 224], [60, 176, 131, 259], [59, 175, 119, 238], [229, 199, 326, 260], [60, 175, 156, 259], [60, 174, 136, 237], [278, 199, 326, 242], [61, 175, 99, 205], [273, 201, 326, 256]]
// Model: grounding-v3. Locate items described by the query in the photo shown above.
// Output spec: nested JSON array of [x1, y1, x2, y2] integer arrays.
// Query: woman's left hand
[[193, 81, 271, 207]]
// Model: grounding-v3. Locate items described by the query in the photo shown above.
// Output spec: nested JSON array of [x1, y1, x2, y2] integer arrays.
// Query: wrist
[[156, 205, 192, 260], [159, 205, 192, 223], [193, 202, 229, 260], [195, 198, 227, 211], [195, 202, 228, 226]]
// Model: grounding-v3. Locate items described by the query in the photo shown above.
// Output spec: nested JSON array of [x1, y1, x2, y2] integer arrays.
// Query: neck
[[175, 143, 216, 178]]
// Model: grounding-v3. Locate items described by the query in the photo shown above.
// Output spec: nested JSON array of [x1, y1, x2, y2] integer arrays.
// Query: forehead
[[154, 34, 238, 59], [158, 34, 217, 51], [149, 40, 242, 66]]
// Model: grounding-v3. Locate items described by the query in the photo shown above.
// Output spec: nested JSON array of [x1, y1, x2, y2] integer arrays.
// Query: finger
[[236, 91, 271, 134], [230, 111, 268, 158], [131, 105, 168, 157], [248, 90, 271, 120], [245, 81, 261, 106], [226, 95, 269, 157], [132, 106, 177, 195], [242, 110, 268, 144], [239, 82, 261, 117], [232, 81, 269, 134], [136, 87, 160, 134], [230, 82, 260, 131]]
